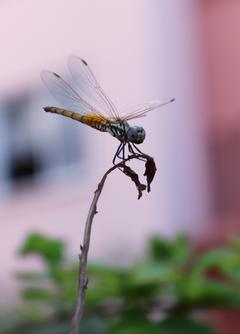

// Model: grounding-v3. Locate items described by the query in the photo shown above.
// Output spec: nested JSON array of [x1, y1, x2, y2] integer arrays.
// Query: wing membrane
[[122, 98, 174, 121], [40, 70, 104, 116], [68, 55, 120, 120], [41, 57, 174, 123]]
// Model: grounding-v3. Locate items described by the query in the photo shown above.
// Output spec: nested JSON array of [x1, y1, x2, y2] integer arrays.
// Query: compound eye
[[137, 127, 144, 134]]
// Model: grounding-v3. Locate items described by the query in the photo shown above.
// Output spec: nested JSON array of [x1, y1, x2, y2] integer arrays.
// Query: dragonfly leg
[[132, 143, 143, 154], [128, 143, 134, 154], [128, 143, 145, 161], [113, 142, 145, 165], [117, 143, 127, 162], [122, 142, 126, 161], [113, 142, 123, 165]]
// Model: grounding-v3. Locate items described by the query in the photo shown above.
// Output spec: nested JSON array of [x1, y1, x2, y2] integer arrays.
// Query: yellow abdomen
[[43, 107, 109, 132]]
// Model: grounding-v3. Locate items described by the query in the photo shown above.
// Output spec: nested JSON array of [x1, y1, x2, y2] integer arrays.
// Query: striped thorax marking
[[107, 122, 129, 142]]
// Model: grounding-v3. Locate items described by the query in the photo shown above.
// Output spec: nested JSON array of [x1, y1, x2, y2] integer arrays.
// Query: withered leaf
[[143, 155, 157, 192], [122, 164, 146, 199]]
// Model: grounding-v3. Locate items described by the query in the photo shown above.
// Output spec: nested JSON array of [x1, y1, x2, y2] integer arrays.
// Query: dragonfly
[[41, 56, 174, 164]]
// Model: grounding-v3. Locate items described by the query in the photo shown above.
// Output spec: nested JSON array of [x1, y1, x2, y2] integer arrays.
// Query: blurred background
[[0, 0, 239, 333]]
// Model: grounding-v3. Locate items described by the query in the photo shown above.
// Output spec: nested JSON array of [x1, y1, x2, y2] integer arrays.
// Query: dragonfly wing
[[122, 98, 174, 121], [68, 55, 120, 120], [40, 70, 105, 116]]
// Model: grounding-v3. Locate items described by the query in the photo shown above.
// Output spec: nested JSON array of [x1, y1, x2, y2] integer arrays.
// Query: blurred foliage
[[2, 233, 240, 333]]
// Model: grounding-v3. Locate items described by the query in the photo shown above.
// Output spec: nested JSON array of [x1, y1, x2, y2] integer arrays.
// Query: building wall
[[201, 0, 240, 226], [0, 0, 210, 305]]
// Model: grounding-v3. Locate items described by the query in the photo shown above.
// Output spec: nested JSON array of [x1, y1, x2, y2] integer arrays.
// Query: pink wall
[[199, 0, 240, 235], [201, 0, 240, 132]]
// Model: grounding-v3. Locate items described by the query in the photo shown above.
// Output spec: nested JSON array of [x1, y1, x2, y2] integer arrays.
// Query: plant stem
[[70, 153, 156, 334]]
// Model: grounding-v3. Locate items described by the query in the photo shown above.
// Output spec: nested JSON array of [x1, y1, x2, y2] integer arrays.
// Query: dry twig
[[70, 153, 156, 334]]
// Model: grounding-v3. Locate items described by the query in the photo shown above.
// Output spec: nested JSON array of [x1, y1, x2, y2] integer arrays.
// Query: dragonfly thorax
[[107, 122, 145, 144]]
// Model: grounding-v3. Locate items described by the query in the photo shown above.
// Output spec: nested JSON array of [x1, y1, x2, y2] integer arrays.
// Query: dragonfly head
[[127, 126, 146, 144]]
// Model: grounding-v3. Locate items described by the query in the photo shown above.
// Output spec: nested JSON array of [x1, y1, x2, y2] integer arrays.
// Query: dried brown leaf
[[122, 164, 146, 199]]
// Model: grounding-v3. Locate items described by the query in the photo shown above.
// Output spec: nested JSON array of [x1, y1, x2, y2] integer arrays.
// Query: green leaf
[[88, 262, 126, 277], [149, 236, 173, 261], [109, 313, 215, 334], [191, 248, 238, 275], [109, 315, 159, 334], [149, 235, 191, 265], [228, 236, 240, 252], [18, 305, 51, 323], [85, 264, 125, 307], [128, 262, 177, 286], [170, 234, 191, 265], [118, 262, 175, 302], [180, 277, 240, 306], [159, 315, 215, 334], [19, 233, 65, 266], [22, 287, 55, 301]]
